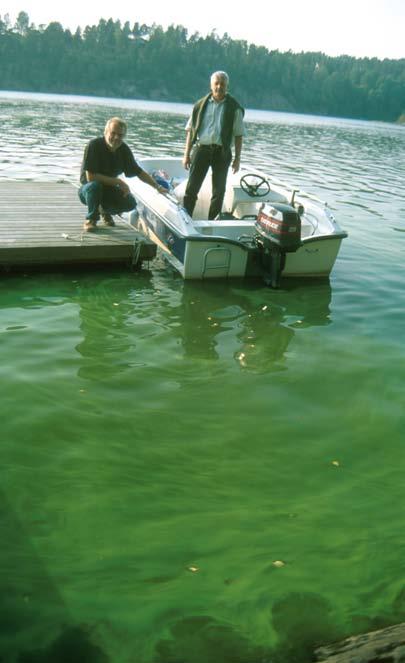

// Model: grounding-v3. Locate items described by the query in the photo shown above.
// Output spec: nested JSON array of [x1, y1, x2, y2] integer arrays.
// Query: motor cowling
[[254, 203, 302, 287], [255, 203, 302, 252]]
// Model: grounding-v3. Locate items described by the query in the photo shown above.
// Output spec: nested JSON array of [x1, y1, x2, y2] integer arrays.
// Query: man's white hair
[[210, 71, 229, 84], [104, 117, 127, 134]]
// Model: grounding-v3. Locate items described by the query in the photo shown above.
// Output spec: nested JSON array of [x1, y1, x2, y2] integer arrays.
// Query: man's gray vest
[[189, 93, 244, 151]]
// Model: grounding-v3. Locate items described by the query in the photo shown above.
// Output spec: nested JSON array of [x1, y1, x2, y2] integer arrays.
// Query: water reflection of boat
[[127, 158, 347, 287], [178, 281, 332, 368]]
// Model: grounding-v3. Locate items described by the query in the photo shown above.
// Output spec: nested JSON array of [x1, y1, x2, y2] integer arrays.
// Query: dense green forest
[[1, 11, 405, 122]]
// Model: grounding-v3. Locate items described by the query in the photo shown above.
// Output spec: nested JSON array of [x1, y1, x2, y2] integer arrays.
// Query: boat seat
[[193, 220, 255, 240], [172, 179, 187, 203], [172, 175, 213, 220]]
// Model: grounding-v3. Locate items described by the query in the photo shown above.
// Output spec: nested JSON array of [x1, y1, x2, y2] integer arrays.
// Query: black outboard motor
[[254, 202, 302, 288]]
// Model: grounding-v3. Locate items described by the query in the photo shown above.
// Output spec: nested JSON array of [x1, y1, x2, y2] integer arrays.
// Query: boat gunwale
[[134, 191, 347, 248]]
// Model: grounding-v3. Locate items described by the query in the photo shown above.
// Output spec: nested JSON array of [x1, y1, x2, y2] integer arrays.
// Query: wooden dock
[[0, 181, 157, 270]]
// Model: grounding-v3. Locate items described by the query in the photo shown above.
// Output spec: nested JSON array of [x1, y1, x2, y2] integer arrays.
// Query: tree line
[[1, 11, 405, 123]]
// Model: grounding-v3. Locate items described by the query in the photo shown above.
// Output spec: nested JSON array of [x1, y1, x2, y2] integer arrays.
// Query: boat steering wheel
[[240, 174, 270, 197]]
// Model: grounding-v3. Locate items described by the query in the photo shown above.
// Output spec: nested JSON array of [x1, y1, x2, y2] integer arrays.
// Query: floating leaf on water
[[187, 566, 199, 573], [262, 305, 268, 311], [332, 460, 340, 467], [113, 302, 119, 306], [272, 560, 286, 568]]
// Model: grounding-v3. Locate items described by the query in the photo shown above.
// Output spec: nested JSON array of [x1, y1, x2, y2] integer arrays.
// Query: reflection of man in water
[[75, 281, 134, 381], [236, 284, 332, 371], [78, 117, 167, 232]]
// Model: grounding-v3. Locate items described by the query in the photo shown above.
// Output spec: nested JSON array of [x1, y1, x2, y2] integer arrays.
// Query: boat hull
[[136, 202, 344, 280], [283, 236, 345, 278], [136, 202, 249, 278]]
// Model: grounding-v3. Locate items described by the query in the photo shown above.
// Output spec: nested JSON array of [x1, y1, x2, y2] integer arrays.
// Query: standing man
[[182, 71, 245, 220], [79, 117, 167, 232]]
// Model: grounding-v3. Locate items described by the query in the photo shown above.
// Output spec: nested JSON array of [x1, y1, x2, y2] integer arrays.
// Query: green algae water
[[1, 92, 405, 662]]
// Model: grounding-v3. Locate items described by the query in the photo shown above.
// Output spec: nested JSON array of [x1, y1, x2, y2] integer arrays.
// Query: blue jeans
[[78, 181, 136, 222]]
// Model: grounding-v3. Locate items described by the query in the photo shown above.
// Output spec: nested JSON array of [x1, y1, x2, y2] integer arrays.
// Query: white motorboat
[[127, 157, 347, 287]]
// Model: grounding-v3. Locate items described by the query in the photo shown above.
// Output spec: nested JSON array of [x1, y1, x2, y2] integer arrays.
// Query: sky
[[1, 0, 404, 60]]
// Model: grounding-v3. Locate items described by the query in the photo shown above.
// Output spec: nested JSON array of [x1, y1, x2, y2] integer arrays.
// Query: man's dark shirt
[[80, 137, 142, 185]]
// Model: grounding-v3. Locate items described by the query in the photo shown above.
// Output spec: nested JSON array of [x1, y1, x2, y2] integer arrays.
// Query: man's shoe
[[101, 213, 115, 227], [83, 220, 97, 232]]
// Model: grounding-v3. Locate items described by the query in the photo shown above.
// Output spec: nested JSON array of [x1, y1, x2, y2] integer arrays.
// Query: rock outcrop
[[315, 622, 405, 662]]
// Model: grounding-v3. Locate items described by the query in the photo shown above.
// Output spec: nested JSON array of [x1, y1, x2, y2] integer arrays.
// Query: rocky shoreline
[[314, 622, 405, 662]]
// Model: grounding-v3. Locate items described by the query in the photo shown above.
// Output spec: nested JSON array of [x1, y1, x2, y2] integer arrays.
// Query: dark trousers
[[78, 181, 136, 222], [183, 144, 232, 220]]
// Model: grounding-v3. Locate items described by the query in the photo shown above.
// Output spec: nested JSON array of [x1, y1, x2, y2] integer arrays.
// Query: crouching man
[[79, 117, 166, 232]]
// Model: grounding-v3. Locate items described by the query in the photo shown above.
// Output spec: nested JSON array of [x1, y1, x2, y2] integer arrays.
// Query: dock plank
[[0, 181, 156, 267]]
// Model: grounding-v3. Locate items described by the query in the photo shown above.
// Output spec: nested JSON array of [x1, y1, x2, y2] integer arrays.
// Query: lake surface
[[1, 91, 405, 662]]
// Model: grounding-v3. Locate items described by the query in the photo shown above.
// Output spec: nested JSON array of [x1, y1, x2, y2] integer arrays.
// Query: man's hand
[[232, 156, 241, 174], [117, 179, 130, 196], [183, 130, 192, 170]]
